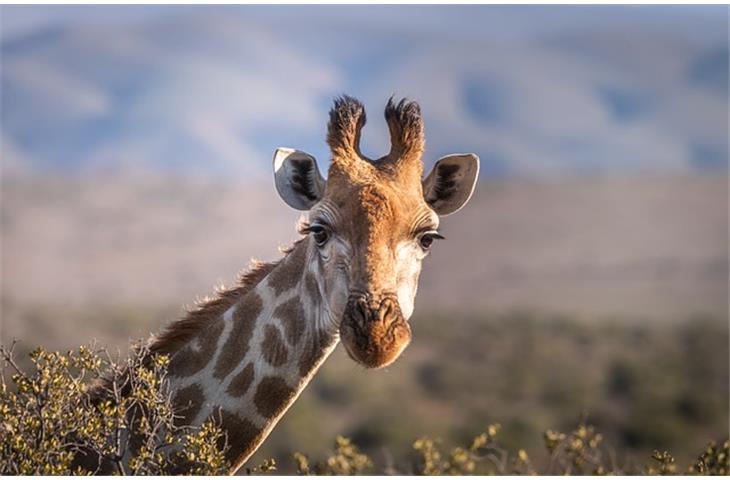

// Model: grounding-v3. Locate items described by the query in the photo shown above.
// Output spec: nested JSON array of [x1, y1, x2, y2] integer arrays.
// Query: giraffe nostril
[[382, 297, 394, 313], [351, 297, 370, 325], [340, 293, 411, 369], [346, 293, 402, 326], [379, 297, 401, 324]]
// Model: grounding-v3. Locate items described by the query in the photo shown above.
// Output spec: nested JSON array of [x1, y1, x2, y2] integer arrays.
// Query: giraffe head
[[273, 96, 478, 369]]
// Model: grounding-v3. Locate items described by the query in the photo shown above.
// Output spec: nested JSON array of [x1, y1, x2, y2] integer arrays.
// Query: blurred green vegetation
[[3, 341, 725, 475], [249, 311, 729, 474], [290, 421, 729, 475], [3, 304, 728, 474]]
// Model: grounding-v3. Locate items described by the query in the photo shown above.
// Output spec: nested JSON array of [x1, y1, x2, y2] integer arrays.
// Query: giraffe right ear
[[423, 153, 480, 216], [273, 148, 326, 210]]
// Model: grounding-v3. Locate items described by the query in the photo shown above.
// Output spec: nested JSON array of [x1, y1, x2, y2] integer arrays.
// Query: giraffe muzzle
[[340, 293, 412, 369]]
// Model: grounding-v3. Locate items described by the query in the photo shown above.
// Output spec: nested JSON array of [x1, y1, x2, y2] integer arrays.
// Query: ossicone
[[326, 95, 367, 161], [384, 96, 424, 161]]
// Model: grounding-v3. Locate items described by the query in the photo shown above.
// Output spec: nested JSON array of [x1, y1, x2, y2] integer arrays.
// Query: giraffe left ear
[[273, 148, 326, 210], [423, 153, 480, 216]]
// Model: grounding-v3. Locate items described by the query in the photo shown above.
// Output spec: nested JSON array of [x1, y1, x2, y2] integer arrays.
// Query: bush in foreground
[[1, 343, 727, 475], [295, 422, 727, 475], [0, 343, 229, 475]]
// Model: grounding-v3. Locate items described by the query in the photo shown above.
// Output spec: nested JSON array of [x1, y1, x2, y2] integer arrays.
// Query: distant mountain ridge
[[1, 6, 727, 178], [2, 172, 726, 321]]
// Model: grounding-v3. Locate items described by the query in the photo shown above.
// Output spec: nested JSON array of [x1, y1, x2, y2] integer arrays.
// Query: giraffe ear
[[273, 148, 326, 210], [423, 153, 480, 216]]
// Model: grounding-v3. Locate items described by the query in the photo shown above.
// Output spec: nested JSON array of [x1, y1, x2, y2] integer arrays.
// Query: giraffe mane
[[147, 240, 302, 358]]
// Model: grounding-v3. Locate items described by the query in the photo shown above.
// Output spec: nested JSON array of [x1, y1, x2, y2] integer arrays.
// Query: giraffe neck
[[166, 238, 340, 473]]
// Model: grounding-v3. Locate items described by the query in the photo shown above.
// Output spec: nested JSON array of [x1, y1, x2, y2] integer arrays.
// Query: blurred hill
[[2, 172, 726, 346]]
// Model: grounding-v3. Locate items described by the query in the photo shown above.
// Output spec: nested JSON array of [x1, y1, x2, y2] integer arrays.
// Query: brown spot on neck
[[226, 363, 255, 398], [217, 410, 264, 472], [172, 383, 204, 425], [261, 325, 288, 367], [213, 292, 263, 380], [253, 376, 296, 419], [168, 316, 224, 378], [265, 240, 308, 296], [273, 296, 306, 346]]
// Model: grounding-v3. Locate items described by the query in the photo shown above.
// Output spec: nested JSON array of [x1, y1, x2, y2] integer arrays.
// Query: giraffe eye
[[309, 225, 330, 247], [419, 231, 444, 251]]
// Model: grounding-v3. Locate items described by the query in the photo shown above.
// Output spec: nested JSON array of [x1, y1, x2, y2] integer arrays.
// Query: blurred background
[[1, 4, 728, 473]]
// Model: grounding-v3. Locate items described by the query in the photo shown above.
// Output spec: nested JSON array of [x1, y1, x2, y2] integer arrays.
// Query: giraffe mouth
[[339, 294, 412, 369]]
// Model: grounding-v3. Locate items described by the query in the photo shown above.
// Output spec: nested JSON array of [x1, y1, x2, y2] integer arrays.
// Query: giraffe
[[94, 96, 479, 474]]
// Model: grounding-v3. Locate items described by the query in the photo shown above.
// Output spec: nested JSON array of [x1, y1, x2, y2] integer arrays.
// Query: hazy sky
[[2, 5, 725, 42], [2, 5, 727, 178]]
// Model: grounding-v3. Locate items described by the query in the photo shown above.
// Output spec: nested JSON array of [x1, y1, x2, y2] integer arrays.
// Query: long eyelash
[[297, 220, 312, 236], [299, 219, 331, 236], [415, 227, 444, 238]]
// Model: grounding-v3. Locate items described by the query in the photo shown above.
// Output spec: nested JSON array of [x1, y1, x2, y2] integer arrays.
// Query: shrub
[[0, 342, 229, 475], [294, 435, 372, 475], [1, 341, 727, 475], [289, 422, 728, 475]]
